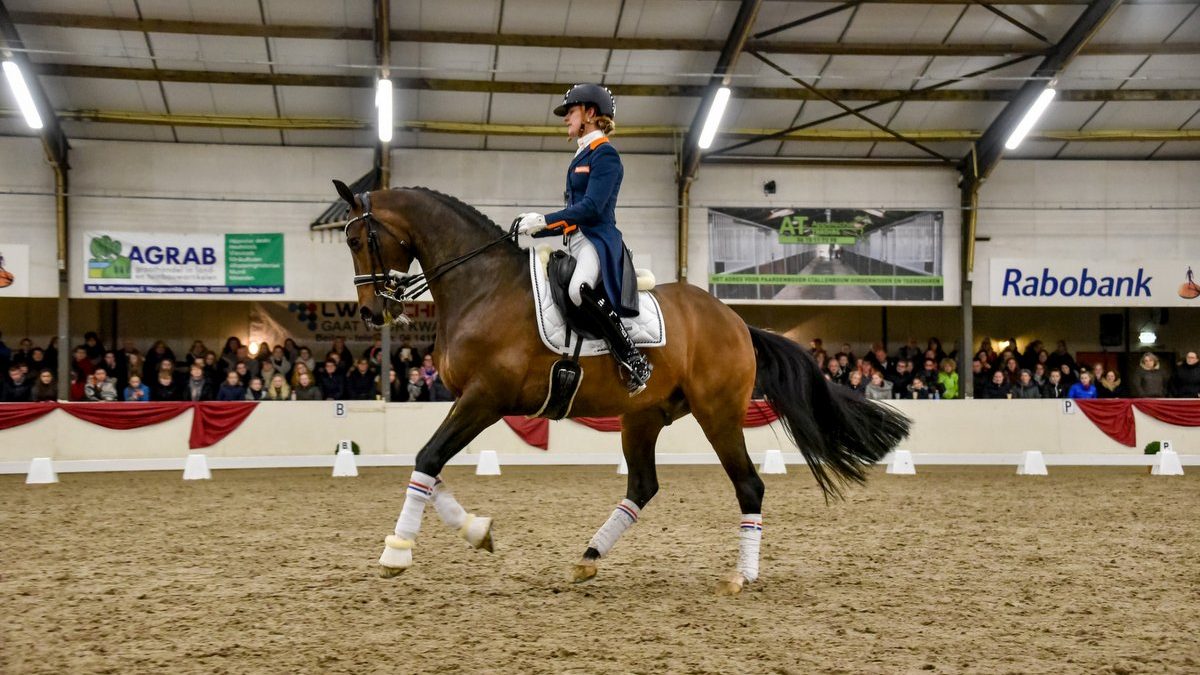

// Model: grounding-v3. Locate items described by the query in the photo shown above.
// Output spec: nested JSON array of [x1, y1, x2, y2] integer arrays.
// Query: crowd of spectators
[[807, 336, 1200, 401], [0, 330, 454, 403]]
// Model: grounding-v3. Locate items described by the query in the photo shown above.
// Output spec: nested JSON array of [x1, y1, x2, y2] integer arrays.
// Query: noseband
[[346, 191, 519, 324]]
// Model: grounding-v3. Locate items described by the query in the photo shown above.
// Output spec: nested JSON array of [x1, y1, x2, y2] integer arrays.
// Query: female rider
[[515, 83, 652, 395]]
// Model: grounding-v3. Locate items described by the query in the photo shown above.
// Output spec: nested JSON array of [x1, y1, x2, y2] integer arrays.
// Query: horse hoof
[[379, 565, 406, 579], [570, 562, 598, 583], [715, 572, 746, 596], [479, 529, 494, 553], [462, 515, 494, 552]]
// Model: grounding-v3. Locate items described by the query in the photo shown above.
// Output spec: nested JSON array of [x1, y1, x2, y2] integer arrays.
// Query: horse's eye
[[347, 237, 361, 249]]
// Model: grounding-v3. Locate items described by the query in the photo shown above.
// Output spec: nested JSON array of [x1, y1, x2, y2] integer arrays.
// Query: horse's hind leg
[[571, 409, 663, 583], [692, 404, 764, 595]]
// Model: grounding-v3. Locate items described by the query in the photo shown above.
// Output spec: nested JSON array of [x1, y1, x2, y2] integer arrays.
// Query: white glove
[[516, 212, 547, 236]]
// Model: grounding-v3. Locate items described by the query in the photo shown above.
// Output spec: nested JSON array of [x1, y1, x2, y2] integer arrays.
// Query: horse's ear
[[332, 179, 358, 209]]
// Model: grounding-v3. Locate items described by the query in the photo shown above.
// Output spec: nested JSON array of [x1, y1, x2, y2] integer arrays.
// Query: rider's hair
[[595, 115, 615, 135]]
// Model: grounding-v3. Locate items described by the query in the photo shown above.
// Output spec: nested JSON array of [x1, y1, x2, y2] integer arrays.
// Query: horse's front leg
[[379, 398, 500, 577]]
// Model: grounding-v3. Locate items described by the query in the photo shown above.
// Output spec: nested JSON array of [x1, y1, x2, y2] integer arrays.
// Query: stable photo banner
[[708, 207, 945, 303], [989, 259, 1200, 307], [249, 301, 439, 351], [82, 231, 283, 294]]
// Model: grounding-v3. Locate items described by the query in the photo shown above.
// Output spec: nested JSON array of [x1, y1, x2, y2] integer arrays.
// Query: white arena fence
[[1, 400, 1197, 475]]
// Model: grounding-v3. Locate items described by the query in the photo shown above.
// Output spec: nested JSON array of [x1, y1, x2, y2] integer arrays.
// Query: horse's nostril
[[360, 307, 373, 321]]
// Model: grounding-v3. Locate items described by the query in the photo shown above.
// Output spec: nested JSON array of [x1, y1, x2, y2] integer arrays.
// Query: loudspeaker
[[1099, 313, 1124, 347]]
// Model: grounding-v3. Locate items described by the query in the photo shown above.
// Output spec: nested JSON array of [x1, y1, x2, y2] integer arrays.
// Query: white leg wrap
[[588, 499, 640, 557], [393, 470, 437, 541], [431, 477, 468, 530], [737, 514, 763, 583]]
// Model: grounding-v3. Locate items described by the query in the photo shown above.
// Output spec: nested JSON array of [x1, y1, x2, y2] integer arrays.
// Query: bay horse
[[334, 182, 910, 595]]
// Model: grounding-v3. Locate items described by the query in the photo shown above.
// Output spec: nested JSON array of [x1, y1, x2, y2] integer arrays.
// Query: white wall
[[0, 137, 57, 297], [974, 161, 1200, 304]]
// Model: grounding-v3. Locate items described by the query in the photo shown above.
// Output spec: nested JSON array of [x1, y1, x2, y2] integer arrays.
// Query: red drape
[[1134, 399, 1200, 427], [1076, 399, 1136, 447], [60, 402, 190, 430], [744, 400, 779, 427], [190, 402, 260, 449], [502, 416, 550, 450], [0, 403, 57, 431], [573, 416, 624, 432]]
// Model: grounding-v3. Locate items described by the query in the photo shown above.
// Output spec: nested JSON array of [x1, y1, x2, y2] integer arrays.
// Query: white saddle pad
[[529, 247, 666, 357]]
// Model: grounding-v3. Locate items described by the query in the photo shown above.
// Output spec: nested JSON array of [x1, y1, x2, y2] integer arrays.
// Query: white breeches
[[567, 233, 600, 306]]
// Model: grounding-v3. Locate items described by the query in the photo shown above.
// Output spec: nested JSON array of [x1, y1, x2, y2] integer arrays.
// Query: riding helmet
[[553, 83, 616, 119]]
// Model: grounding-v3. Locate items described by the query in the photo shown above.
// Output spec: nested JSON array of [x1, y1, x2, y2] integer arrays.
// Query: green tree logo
[[88, 235, 132, 278]]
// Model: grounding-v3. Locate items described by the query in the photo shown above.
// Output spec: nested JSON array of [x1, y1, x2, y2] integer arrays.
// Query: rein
[[347, 191, 519, 323]]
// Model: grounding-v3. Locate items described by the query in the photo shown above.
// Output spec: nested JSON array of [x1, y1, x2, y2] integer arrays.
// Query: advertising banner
[[989, 259, 1200, 307], [0, 244, 30, 297], [249, 301, 438, 352], [708, 208, 945, 303], [82, 231, 283, 294]]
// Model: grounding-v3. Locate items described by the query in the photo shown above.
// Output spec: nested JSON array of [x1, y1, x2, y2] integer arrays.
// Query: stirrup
[[621, 355, 653, 397]]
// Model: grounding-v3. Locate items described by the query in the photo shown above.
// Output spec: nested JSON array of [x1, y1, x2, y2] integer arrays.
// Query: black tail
[[749, 327, 911, 500]]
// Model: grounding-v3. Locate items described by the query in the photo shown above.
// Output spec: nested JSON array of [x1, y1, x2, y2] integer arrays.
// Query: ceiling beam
[[0, 3, 67, 168], [29, 62, 1200, 102], [10, 12, 1196, 57], [679, 0, 762, 182], [964, 0, 1125, 184], [11, 109, 1200, 143]]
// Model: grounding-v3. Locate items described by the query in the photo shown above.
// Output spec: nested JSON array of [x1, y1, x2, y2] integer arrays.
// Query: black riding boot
[[578, 284, 653, 396]]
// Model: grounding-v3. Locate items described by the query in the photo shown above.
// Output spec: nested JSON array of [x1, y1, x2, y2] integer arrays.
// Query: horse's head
[[334, 180, 414, 329]]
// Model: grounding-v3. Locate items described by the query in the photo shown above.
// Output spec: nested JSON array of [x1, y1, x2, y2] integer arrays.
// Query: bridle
[[346, 191, 519, 324]]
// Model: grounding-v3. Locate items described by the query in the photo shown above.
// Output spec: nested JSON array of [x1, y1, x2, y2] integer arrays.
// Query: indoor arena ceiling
[[1, 0, 1198, 165]]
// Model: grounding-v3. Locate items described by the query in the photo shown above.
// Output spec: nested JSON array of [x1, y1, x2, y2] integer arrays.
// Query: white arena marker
[[332, 442, 358, 477], [183, 453, 212, 480], [886, 449, 916, 475], [760, 449, 787, 475], [617, 456, 628, 475], [1016, 450, 1048, 476], [476, 450, 501, 476], [1151, 441, 1184, 476], [25, 457, 58, 484]]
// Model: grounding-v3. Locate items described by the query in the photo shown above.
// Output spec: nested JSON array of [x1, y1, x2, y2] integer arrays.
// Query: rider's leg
[[566, 233, 652, 394]]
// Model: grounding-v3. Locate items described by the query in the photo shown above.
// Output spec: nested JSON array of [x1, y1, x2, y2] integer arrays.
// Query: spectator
[[403, 367, 430, 402], [295, 347, 316, 376], [126, 353, 144, 386], [233, 361, 251, 385], [981, 370, 1011, 399], [1011, 370, 1042, 399], [83, 331, 105, 362], [183, 365, 214, 402], [864, 343, 893, 376], [283, 337, 300, 362], [187, 340, 208, 364], [69, 371, 86, 401], [289, 361, 311, 390], [1046, 340, 1076, 374], [927, 337, 946, 363], [1001, 357, 1020, 385], [1032, 363, 1048, 388], [1019, 339, 1044, 371], [419, 354, 439, 389], [393, 343, 418, 377], [100, 350, 125, 387], [1042, 370, 1068, 399], [915, 358, 944, 397], [1097, 370, 1126, 399], [72, 346, 95, 378], [150, 362, 183, 401], [888, 359, 914, 395], [259, 361, 280, 389], [938, 358, 959, 400], [143, 340, 175, 381], [846, 370, 866, 395], [317, 360, 344, 400], [345, 358, 377, 400], [808, 338, 823, 353], [44, 337, 59, 370], [10, 337, 33, 366], [1068, 372, 1098, 399], [235, 346, 260, 378], [269, 345, 291, 379], [428, 372, 455, 402], [220, 336, 243, 371], [202, 352, 221, 387], [292, 372, 322, 401], [898, 336, 922, 362], [970, 359, 988, 396], [1170, 351, 1200, 398], [1058, 363, 1078, 388], [216, 371, 246, 401], [254, 342, 272, 368], [1089, 362, 1105, 385], [331, 337, 354, 370], [2, 364, 32, 401], [265, 373, 291, 401], [907, 376, 936, 400], [26, 347, 49, 374], [244, 376, 266, 401], [85, 367, 119, 401], [31, 369, 56, 402], [123, 374, 151, 402], [364, 337, 385, 370], [865, 371, 893, 401], [826, 359, 847, 386], [1130, 352, 1167, 398]]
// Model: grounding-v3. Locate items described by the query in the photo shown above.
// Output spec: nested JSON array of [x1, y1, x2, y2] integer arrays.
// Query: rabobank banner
[[82, 231, 283, 294], [989, 259, 1200, 307]]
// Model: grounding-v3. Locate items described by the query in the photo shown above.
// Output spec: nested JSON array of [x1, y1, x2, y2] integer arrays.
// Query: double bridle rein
[[346, 191, 519, 324]]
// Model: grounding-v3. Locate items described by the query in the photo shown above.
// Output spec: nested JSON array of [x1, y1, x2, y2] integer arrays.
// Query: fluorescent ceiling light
[[1139, 330, 1157, 345], [697, 86, 731, 149], [1004, 87, 1055, 151], [376, 78, 393, 143], [3, 61, 44, 130]]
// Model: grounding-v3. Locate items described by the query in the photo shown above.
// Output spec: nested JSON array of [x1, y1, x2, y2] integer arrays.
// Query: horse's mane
[[400, 187, 521, 252]]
